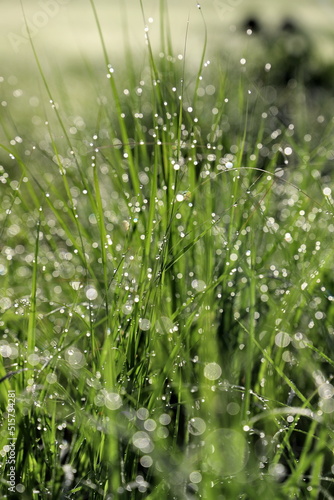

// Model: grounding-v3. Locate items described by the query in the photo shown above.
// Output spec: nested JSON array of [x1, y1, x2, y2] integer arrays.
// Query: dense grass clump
[[0, 2, 334, 499]]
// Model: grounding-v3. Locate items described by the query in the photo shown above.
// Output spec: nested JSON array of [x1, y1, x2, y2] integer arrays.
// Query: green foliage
[[0, 1, 334, 498]]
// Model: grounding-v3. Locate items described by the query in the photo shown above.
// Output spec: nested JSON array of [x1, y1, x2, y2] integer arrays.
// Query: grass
[[0, 1, 334, 499]]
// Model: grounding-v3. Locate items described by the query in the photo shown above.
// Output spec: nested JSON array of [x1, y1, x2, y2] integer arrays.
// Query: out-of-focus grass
[[0, 1, 334, 499], [2, 0, 334, 74]]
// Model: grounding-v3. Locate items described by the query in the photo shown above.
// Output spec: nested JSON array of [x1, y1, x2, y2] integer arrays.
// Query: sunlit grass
[[0, 1, 334, 499]]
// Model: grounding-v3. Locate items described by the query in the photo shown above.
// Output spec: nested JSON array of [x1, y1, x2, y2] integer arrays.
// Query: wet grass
[[0, 1, 334, 499]]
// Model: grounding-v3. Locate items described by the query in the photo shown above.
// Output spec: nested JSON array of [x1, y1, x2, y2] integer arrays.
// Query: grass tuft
[[0, 1, 334, 499]]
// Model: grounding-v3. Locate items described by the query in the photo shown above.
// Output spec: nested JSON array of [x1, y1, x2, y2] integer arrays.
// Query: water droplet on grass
[[269, 463, 286, 481], [140, 455, 153, 468], [139, 318, 151, 331], [122, 303, 133, 315], [189, 471, 202, 484], [188, 417, 206, 436], [191, 280, 206, 292], [85, 287, 98, 300], [319, 399, 334, 413], [46, 373, 57, 384], [105, 392, 122, 410], [144, 419, 157, 432], [159, 413, 171, 425], [318, 383, 334, 399], [204, 362, 222, 381], [65, 348, 85, 369], [132, 431, 154, 453], [137, 408, 149, 420], [275, 332, 291, 348]]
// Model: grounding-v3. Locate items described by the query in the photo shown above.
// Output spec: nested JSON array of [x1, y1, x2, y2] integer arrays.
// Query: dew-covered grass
[[1, 1, 334, 499]]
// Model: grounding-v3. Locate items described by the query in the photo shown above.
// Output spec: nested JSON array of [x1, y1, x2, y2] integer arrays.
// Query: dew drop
[[204, 362, 222, 381]]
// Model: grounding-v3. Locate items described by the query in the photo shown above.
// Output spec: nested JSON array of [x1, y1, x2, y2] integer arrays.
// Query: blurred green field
[[2, 0, 334, 70], [2, 0, 334, 149]]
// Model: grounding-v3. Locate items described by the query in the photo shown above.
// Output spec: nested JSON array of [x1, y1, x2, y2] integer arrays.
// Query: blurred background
[[2, 0, 334, 148], [2, 0, 334, 71]]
